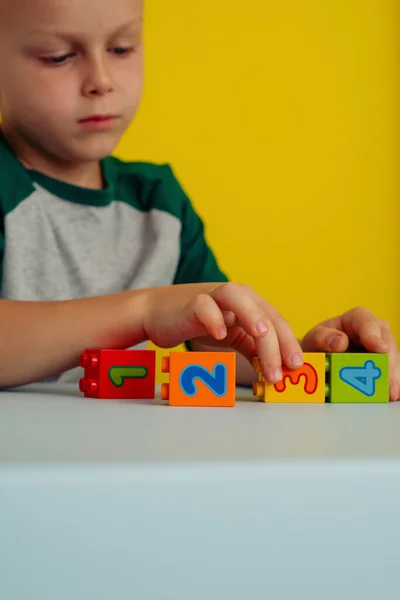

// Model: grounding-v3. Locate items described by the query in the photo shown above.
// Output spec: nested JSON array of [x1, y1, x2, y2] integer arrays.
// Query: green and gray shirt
[[0, 131, 228, 382]]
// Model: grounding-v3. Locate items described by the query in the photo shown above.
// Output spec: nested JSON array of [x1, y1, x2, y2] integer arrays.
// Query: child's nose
[[82, 56, 114, 97]]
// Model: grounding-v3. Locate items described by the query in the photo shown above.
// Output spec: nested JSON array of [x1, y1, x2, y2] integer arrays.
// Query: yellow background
[[116, 0, 399, 379]]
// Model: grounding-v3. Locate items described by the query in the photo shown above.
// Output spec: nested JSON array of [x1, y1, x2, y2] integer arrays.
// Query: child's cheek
[[36, 74, 79, 118]]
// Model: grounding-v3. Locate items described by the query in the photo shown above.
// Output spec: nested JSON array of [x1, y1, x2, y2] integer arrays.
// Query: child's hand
[[301, 307, 400, 401], [142, 282, 304, 384]]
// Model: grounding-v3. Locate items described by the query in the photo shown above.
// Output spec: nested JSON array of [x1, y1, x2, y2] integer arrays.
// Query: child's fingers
[[211, 284, 284, 381], [342, 308, 388, 352], [380, 325, 400, 401], [212, 283, 273, 339], [183, 293, 260, 369], [254, 325, 283, 383], [389, 360, 400, 402], [222, 310, 237, 327], [232, 317, 282, 384], [214, 284, 305, 382], [177, 294, 227, 342], [301, 325, 349, 353], [229, 331, 257, 364], [261, 306, 304, 370], [358, 321, 388, 352]]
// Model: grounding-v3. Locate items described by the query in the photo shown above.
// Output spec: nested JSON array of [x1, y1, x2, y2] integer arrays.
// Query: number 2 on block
[[179, 364, 227, 397]]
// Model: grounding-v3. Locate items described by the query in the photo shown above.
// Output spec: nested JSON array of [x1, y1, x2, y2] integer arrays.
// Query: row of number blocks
[[79, 348, 389, 405]]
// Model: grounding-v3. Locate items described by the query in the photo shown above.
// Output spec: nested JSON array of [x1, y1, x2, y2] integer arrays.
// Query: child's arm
[[0, 291, 148, 387], [0, 282, 303, 388]]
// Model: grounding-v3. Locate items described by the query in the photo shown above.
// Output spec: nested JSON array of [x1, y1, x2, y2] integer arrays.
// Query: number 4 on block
[[327, 353, 389, 403], [161, 352, 236, 407]]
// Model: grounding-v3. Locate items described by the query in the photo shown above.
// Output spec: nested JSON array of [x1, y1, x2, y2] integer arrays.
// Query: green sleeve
[[172, 180, 229, 285], [115, 159, 230, 285]]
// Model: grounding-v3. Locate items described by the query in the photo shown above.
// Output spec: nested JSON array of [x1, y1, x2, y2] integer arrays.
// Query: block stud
[[252, 357, 262, 372], [80, 352, 99, 369], [253, 381, 265, 399], [79, 378, 98, 395], [161, 383, 170, 401], [80, 353, 89, 368], [161, 357, 170, 373]]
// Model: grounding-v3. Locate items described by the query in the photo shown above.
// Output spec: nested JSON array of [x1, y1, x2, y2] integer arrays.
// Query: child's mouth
[[78, 115, 118, 130]]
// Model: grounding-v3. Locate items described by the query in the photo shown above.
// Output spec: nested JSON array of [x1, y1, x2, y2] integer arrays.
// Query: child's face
[[0, 0, 143, 163]]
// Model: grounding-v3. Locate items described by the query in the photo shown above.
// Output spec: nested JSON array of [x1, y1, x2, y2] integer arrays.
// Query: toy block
[[161, 352, 236, 407], [252, 353, 326, 403], [79, 349, 156, 400], [326, 353, 389, 403]]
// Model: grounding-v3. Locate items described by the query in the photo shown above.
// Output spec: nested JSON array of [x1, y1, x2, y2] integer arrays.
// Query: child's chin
[[73, 136, 120, 161]]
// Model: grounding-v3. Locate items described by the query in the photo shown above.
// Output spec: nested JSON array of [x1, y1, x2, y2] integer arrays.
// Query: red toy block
[[79, 349, 156, 400]]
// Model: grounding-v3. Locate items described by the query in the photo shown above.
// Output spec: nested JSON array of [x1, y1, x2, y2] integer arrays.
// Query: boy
[[0, 0, 398, 399]]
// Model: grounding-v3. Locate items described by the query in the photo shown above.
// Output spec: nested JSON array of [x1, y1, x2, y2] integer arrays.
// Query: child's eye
[[42, 54, 74, 65], [110, 47, 134, 56]]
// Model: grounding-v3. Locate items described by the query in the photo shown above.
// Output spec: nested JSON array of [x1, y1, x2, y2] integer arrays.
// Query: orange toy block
[[161, 352, 236, 407], [252, 353, 326, 403]]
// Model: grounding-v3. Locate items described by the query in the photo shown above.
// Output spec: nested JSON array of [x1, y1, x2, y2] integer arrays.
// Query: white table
[[1, 383, 400, 600]]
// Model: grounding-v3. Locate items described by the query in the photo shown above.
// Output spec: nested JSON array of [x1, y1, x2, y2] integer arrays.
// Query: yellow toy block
[[252, 353, 326, 403]]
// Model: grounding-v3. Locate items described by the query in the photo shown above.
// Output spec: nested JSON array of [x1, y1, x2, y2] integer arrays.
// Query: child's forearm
[[0, 291, 148, 387]]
